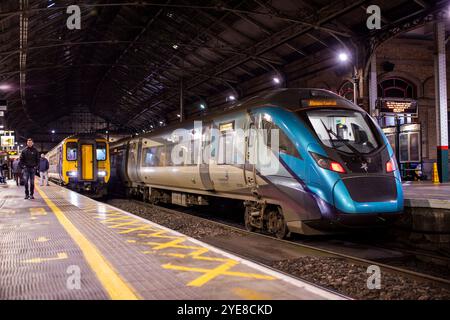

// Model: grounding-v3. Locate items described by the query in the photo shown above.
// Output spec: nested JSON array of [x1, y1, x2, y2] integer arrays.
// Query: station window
[[378, 78, 416, 99], [66, 143, 77, 161], [338, 81, 354, 102], [96, 143, 107, 161]]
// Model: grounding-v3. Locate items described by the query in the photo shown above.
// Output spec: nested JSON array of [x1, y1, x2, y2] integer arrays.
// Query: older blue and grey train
[[110, 89, 403, 237]]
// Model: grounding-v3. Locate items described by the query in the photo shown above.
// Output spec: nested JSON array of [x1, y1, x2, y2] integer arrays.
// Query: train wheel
[[267, 207, 288, 239], [244, 207, 256, 232]]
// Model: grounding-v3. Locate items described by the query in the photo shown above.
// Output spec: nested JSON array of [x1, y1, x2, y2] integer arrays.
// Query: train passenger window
[[96, 143, 107, 161], [262, 118, 301, 159], [143, 147, 160, 166], [66, 143, 77, 161], [166, 144, 174, 166]]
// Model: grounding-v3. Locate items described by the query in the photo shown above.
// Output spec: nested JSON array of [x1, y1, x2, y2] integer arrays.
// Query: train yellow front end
[[47, 134, 110, 197]]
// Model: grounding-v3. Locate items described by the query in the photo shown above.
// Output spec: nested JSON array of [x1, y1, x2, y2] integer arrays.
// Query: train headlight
[[309, 152, 346, 174], [67, 171, 77, 177], [98, 170, 107, 177]]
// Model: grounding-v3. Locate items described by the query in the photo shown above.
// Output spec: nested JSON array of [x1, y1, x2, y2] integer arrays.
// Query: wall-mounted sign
[[377, 98, 418, 115], [1, 135, 14, 147]]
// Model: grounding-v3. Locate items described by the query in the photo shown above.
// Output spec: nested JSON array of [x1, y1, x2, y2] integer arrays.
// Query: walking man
[[39, 153, 50, 186], [19, 138, 40, 199], [12, 158, 21, 186]]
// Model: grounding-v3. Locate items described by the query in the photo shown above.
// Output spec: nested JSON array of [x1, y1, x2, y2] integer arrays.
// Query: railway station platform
[[401, 182, 450, 243], [0, 181, 343, 300]]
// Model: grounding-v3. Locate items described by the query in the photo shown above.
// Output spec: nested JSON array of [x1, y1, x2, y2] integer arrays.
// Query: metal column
[[179, 77, 184, 122], [434, 22, 449, 182], [369, 54, 377, 117]]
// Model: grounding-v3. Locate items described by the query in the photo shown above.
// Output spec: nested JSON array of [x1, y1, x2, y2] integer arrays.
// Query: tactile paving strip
[[0, 183, 108, 300]]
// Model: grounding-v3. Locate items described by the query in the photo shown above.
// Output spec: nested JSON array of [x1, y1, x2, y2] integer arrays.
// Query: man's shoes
[[24, 196, 29, 199], [29, 195, 35, 200]]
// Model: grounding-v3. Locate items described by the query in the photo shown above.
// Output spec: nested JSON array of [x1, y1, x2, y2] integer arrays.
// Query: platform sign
[[377, 98, 418, 115], [0, 100, 6, 111], [1, 135, 14, 147]]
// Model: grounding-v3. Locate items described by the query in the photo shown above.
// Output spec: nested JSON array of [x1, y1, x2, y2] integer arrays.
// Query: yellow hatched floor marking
[[92, 207, 276, 287], [162, 260, 275, 287], [35, 185, 139, 300]]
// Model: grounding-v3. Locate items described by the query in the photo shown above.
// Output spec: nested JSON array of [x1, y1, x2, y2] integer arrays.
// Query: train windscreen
[[304, 109, 380, 154]]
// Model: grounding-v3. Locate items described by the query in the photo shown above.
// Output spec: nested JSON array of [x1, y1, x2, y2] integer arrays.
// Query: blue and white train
[[110, 89, 403, 237]]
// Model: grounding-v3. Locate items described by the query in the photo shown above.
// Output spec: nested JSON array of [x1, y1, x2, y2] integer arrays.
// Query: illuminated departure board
[[377, 99, 418, 115]]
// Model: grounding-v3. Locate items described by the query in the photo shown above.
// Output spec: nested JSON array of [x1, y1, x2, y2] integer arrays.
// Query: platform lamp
[[338, 51, 358, 105]]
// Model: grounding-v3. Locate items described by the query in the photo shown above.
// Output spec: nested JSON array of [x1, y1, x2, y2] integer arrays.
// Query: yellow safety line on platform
[[35, 185, 139, 300]]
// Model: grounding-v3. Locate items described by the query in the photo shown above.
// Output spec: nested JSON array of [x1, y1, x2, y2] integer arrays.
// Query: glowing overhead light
[[105, 130, 108, 134], [177, 114, 181, 118], [172, 44, 178, 49], [0, 125, 3, 129], [338, 52, 349, 62], [51, 130, 55, 134], [228, 95, 236, 101], [0, 84, 11, 91], [150, 125, 153, 128], [273, 77, 280, 84], [200, 103, 206, 110], [159, 121, 163, 125], [47, 2, 55, 8]]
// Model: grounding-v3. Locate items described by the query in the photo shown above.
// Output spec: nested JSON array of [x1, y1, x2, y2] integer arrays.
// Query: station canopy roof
[[0, 0, 446, 136]]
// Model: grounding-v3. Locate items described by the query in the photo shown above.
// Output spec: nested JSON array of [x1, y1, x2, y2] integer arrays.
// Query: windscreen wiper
[[322, 122, 364, 157]]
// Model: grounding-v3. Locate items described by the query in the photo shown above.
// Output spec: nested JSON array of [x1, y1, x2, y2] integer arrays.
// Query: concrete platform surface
[[0, 181, 345, 300], [403, 181, 450, 209]]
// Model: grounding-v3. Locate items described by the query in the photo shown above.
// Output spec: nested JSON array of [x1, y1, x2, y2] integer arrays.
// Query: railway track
[[124, 199, 450, 289]]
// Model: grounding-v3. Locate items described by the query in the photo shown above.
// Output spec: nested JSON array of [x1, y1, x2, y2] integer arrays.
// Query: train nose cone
[[332, 176, 402, 214]]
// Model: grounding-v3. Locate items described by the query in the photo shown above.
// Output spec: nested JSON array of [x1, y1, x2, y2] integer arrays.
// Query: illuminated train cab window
[[305, 109, 379, 154], [262, 118, 301, 159], [96, 143, 107, 161], [66, 142, 77, 161]]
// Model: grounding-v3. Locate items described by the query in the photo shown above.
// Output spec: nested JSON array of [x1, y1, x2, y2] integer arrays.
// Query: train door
[[208, 113, 248, 193], [199, 121, 214, 190], [81, 144, 94, 180], [126, 139, 142, 182], [243, 113, 257, 188]]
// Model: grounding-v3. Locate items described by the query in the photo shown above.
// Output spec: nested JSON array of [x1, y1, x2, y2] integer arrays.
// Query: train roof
[[111, 88, 362, 147]]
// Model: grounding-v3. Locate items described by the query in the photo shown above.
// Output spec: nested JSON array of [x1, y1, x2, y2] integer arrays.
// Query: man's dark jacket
[[20, 146, 40, 169]]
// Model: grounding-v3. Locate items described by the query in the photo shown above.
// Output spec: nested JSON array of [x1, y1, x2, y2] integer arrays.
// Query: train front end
[[294, 95, 403, 230], [64, 137, 110, 197]]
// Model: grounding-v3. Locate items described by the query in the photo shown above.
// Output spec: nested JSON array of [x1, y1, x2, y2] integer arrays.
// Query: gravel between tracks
[[108, 199, 450, 300]]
